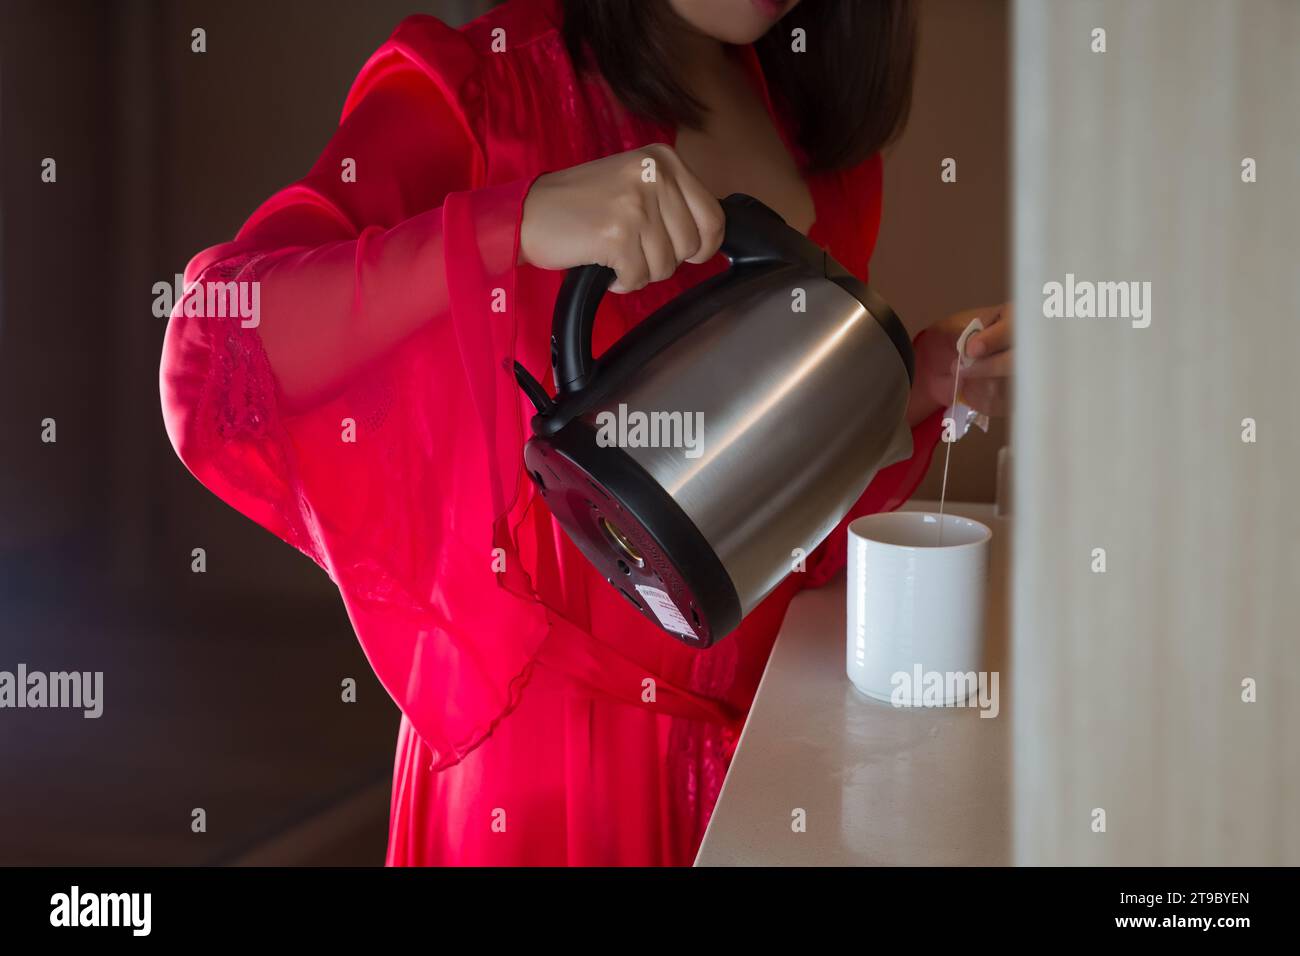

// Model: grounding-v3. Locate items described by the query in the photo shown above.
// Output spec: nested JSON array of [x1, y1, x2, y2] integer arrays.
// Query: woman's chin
[[671, 0, 794, 45]]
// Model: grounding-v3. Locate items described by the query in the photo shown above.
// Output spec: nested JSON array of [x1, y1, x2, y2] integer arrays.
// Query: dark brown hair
[[560, 0, 918, 172]]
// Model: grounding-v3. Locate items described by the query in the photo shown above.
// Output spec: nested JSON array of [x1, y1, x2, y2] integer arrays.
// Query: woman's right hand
[[519, 143, 726, 293]]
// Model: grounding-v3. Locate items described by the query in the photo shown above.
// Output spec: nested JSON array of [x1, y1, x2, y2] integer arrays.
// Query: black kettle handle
[[546, 193, 807, 397]]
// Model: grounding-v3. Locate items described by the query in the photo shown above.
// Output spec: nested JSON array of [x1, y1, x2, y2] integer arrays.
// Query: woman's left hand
[[911, 302, 1014, 422]]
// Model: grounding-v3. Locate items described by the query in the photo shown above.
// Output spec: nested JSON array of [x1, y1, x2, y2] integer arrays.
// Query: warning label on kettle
[[634, 584, 698, 638]]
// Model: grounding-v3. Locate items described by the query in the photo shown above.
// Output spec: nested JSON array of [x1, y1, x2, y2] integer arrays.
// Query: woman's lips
[[751, 0, 788, 20]]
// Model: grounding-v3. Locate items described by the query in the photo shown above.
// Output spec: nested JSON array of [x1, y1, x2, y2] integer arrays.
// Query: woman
[[159, 0, 1012, 866]]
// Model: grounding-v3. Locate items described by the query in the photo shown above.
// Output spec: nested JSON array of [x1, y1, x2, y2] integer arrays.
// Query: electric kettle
[[514, 194, 915, 647]]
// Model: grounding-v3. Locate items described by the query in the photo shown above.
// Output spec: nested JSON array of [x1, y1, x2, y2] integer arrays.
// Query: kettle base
[[523, 423, 741, 648]]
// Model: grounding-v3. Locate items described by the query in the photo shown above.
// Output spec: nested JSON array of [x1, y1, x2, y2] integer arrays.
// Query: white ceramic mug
[[846, 511, 991, 705]]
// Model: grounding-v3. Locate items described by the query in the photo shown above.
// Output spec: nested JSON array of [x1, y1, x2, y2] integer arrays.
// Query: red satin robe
[[159, 0, 943, 866]]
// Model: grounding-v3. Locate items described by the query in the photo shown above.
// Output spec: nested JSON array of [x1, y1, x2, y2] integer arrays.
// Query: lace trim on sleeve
[[192, 253, 329, 570]]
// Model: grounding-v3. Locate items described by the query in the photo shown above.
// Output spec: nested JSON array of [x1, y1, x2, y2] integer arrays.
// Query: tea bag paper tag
[[956, 318, 984, 368]]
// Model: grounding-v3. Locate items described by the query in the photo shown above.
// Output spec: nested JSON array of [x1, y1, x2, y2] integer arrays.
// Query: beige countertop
[[695, 501, 1011, 866]]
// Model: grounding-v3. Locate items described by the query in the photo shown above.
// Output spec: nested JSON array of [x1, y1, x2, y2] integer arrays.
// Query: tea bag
[[948, 318, 990, 441], [936, 317, 990, 545]]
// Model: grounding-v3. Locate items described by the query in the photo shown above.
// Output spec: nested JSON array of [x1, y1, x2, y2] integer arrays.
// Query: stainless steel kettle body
[[514, 194, 915, 647]]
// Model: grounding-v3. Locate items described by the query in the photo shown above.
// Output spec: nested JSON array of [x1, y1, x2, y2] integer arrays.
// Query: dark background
[[0, 0, 1006, 865]]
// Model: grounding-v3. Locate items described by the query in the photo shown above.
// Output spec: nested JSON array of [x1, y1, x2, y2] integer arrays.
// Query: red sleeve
[[158, 16, 548, 771]]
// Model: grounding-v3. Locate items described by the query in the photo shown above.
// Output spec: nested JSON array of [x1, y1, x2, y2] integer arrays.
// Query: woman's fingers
[[608, 241, 651, 294], [521, 143, 727, 281], [671, 160, 726, 264], [960, 379, 1010, 417], [655, 177, 703, 264], [922, 301, 1014, 416], [966, 309, 1013, 358], [961, 348, 1013, 379], [638, 202, 678, 284], [599, 147, 721, 293]]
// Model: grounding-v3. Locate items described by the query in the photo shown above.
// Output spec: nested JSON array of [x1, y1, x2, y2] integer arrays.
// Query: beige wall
[[872, 0, 1011, 504]]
